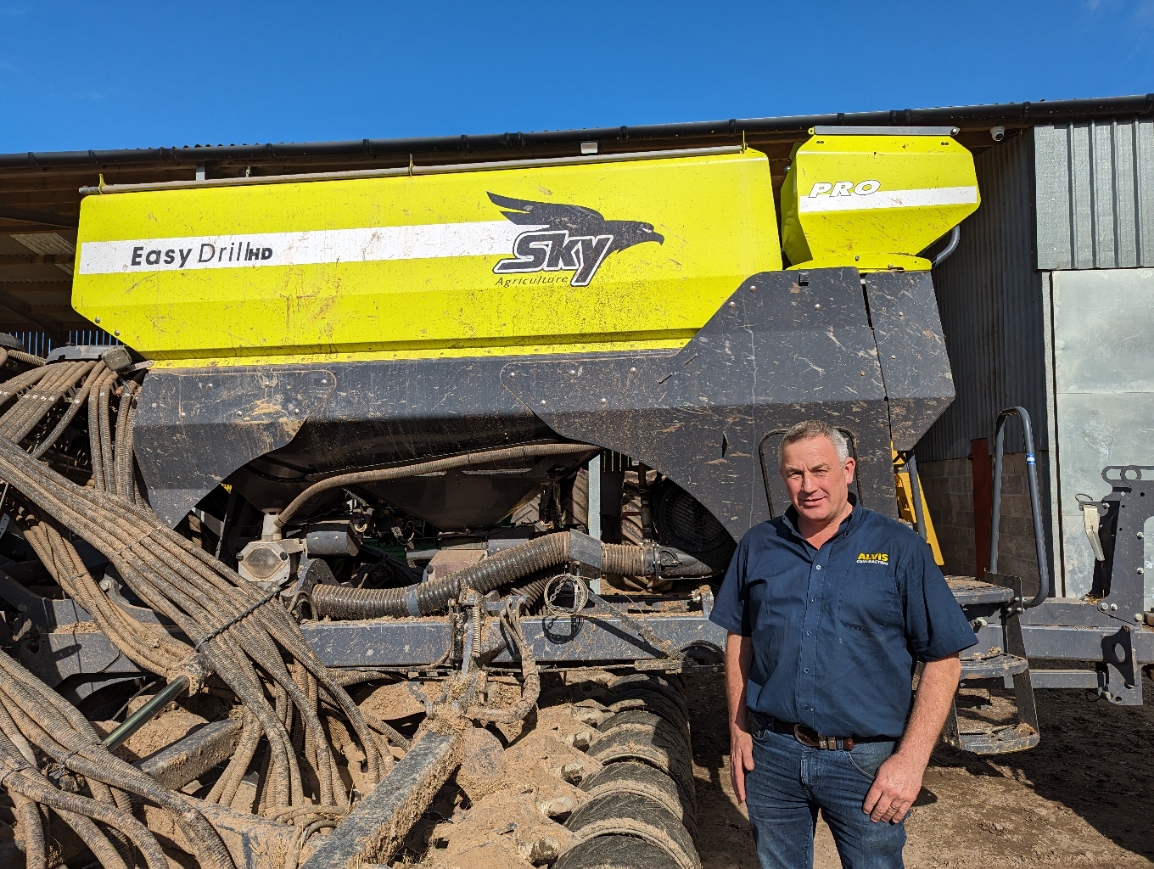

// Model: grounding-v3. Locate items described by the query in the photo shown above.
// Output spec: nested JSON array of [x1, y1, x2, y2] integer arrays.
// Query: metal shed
[[918, 113, 1154, 610]]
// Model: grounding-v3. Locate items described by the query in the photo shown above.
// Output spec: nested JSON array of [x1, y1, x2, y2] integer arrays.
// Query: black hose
[[930, 226, 962, 268], [512, 576, 551, 608], [314, 533, 567, 618], [274, 442, 595, 530], [311, 531, 713, 619]]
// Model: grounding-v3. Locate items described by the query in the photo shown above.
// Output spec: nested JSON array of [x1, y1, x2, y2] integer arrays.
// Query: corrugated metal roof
[[11, 233, 75, 256], [10, 233, 74, 276], [919, 129, 1048, 461], [1034, 119, 1154, 269], [4, 94, 1151, 170]]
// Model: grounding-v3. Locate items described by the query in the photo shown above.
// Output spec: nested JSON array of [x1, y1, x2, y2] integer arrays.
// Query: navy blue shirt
[[710, 498, 976, 739]]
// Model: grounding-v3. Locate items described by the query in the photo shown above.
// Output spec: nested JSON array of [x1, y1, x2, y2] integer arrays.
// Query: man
[[709, 420, 976, 868]]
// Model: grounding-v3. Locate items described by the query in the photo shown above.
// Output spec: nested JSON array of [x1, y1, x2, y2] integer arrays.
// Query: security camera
[[990, 125, 1006, 142]]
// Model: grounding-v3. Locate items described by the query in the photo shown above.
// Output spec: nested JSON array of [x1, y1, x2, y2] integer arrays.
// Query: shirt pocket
[[836, 566, 902, 636]]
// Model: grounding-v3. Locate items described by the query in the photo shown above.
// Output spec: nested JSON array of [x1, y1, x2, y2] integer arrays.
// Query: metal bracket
[[1089, 465, 1153, 618], [567, 530, 603, 577], [1097, 625, 1142, 705]]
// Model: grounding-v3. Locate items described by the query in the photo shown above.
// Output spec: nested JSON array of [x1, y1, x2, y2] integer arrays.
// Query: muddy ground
[[687, 668, 1154, 868]]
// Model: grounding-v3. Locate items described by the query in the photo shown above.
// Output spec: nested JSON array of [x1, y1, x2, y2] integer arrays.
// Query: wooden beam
[[0, 254, 75, 266], [0, 222, 74, 235], [0, 207, 78, 229], [0, 281, 72, 293], [0, 190, 83, 207]]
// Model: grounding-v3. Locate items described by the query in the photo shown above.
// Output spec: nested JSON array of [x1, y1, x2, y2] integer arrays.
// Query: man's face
[[780, 435, 856, 528]]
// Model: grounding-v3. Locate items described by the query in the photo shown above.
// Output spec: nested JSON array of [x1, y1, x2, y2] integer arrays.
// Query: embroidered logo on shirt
[[856, 552, 889, 564]]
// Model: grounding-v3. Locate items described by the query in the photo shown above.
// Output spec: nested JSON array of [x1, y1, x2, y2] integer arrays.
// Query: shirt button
[[804, 668, 810, 673], [806, 631, 812, 636], [815, 565, 822, 571]]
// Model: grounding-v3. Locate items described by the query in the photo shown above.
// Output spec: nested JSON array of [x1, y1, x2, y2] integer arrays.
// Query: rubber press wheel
[[553, 834, 684, 869], [580, 759, 697, 839], [588, 718, 697, 809], [563, 791, 701, 869], [598, 708, 692, 756]]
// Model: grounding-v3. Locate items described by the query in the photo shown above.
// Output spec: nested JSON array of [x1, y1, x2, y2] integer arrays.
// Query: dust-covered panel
[[1051, 268, 1154, 607]]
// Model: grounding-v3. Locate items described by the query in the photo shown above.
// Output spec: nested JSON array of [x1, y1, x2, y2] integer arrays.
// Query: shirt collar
[[782, 492, 860, 544]]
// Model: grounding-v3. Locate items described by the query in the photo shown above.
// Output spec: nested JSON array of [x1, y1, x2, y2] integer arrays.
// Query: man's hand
[[862, 751, 924, 822], [862, 652, 962, 823], [730, 724, 755, 805]]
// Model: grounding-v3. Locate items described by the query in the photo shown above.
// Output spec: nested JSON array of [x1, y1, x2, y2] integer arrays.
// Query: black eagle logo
[[488, 192, 664, 287]]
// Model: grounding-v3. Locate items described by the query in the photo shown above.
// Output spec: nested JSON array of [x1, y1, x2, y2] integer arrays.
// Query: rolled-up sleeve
[[710, 534, 752, 636], [901, 539, 978, 661]]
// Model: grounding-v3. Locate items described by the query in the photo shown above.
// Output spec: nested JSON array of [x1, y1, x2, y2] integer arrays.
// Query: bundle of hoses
[[0, 357, 384, 866], [0, 650, 232, 869], [311, 530, 713, 619]]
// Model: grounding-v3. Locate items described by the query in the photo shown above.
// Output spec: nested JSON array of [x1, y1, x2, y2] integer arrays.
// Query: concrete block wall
[[916, 458, 976, 577], [918, 453, 1044, 593]]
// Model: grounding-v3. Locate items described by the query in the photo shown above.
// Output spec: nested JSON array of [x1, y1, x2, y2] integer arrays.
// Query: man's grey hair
[[777, 420, 851, 467]]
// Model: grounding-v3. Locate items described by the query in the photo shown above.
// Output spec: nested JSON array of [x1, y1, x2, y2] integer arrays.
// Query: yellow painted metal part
[[72, 151, 782, 368], [780, 133, 979, 272], [893, 451, 944, 566]]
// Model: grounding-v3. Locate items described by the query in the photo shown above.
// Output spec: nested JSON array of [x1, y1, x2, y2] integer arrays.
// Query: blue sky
[[0, 1, 1151, 153]]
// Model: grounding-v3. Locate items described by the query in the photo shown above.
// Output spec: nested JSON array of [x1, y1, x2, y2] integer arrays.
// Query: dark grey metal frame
[[989, 406, 1051, 607]]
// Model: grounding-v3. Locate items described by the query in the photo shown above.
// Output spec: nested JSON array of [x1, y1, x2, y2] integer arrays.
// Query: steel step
[[947, 722, 1040, 755], [960, 653, 1030, 680], [945, 571, 1041, 756], [945, 575, 1015, 606]]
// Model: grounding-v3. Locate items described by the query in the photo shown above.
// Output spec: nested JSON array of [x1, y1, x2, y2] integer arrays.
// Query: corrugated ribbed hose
[[310, 531, 711, 619]]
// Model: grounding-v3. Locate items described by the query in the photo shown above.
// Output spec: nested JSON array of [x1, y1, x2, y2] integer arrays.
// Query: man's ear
[[843, 456, 856, 483]]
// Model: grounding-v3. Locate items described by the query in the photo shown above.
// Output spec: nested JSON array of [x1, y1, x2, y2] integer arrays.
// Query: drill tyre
[[587, 724, 696, 812], [552, 834, 684, 869], [561, 792, 700, 869], [579, 759, 697, 839]]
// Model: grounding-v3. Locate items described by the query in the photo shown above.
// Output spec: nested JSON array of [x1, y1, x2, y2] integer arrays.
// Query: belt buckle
[[792, 723, 819, 748]]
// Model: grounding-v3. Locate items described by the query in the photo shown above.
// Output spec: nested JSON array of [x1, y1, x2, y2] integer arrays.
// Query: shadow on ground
[[684, 668, 760, 868], [931, 671, 1154, 862]]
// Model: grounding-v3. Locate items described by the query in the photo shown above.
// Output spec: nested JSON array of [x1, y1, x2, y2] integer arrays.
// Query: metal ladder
[[943, 407, 1047, 753], [943, 573, 1040, 753]]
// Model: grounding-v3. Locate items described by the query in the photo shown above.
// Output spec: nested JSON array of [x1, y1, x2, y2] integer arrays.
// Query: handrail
[[988, 406, 1051, 608]]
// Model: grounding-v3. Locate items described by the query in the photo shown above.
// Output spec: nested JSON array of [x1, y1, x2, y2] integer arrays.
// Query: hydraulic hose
[[273, 442, 595, 531], [311, 531, 713, 619]]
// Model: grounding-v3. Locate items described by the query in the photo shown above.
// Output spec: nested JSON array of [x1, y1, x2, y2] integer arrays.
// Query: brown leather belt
[[752, 711, 891, 751], [787, 721, 854, 751]]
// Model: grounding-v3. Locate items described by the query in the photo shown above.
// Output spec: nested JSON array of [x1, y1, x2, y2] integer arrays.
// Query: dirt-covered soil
[[686, 669, 1154, 868]]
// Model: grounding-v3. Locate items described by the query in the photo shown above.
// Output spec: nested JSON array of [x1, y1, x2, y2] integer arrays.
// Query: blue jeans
[[745, 714, 906, 869]]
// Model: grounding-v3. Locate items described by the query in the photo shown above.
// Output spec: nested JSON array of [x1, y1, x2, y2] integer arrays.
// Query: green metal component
[[102, 675, 189, 753]]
